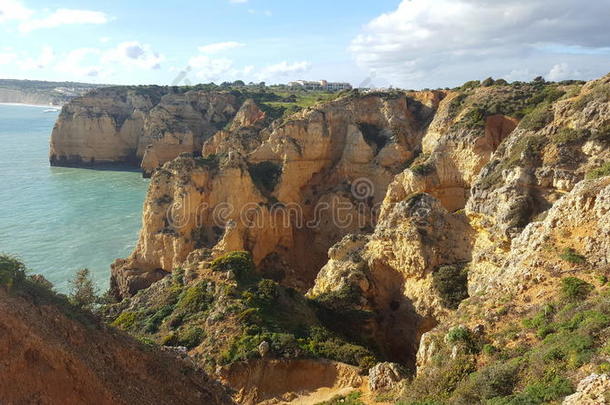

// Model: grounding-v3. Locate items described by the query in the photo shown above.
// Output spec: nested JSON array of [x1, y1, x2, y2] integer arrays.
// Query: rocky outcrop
[[368, 362, 407, 392], [466, 74, 610, 294], [310, 193, 473, 366], [0, 287, 234, 405], [111, 91, 445, 298], [50, 86, 242, 175], [563, 374, 610, 405]]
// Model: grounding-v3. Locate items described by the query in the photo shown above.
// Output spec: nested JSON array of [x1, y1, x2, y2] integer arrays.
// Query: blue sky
[[1, 0, 609, 88]]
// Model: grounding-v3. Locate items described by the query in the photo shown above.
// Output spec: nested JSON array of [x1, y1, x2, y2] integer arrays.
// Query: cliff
[[0, 260, 235, 405], [49, 86, 242, 173], [102, 74, 610, 403]]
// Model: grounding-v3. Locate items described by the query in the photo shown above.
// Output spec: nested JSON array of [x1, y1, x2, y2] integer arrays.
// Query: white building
[[288, 80, 352, 92]]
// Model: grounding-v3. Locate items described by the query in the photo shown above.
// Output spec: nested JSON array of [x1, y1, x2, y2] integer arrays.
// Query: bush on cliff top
[[0, 254, 26, 288], [210, 251, 255, 280]]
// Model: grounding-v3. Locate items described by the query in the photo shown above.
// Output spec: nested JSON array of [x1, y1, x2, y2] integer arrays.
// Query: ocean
[[0, 104, 149, 292]]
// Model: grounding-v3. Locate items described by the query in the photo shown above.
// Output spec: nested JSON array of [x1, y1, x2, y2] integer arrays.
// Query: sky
[[0, 0, 609, 89]]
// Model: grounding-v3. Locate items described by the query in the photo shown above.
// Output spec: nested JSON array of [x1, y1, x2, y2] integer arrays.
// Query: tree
[[481, 77, 495, 87], [69, 268, 97, 310]]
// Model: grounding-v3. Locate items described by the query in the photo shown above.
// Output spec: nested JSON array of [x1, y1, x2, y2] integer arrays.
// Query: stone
[[368, 362, 408, 392], [563, 374, 610, 405]]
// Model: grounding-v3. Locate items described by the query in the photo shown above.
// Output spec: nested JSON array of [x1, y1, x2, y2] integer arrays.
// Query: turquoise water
[[0, 104, 149, 292]]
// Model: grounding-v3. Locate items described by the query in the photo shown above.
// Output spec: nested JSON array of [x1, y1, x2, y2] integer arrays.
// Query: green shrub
[[481, 77, 495, 87], [559, 248, 586, 264], [432, 265, 469, 309], [518, 376, 573, 403], [175, 281, 212, 315], [144, 304, 174, 333], [163, 326, 205, 349], [210, 251, 255, 280], [0, 254, 26, 288], [520, 102, 553, 131], [411, 163, 435, 176], [591, 124, 610, 143], [561, 277, 593, 301], [446, 326, 475, 350], [460, 80, 480, 90], [551, 127, 587, 145], [248, 161, 282, 194], [459, 107, 486, 129], [178, 326, 204, 348], [586, 162, 610, 179], [112, 311, 140, 330], [452, 361, 520, 403], [318, 391, 364, 405], [400, 356, 476, 402]]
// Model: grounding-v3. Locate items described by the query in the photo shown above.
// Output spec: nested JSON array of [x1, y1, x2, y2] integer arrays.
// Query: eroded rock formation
[[89, 74, 610, 403], [49, 86, 242, 175]]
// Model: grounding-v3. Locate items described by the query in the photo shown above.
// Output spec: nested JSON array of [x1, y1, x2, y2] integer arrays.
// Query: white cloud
[[547, 63, 581, 81], [0, 1, 108, 32], [19, 8, 108, 32], [259, 61, 311, 79], [247, 9, 272, 17], [102, 41, 164, 70], [189, 54, 234, 81], [55, 48, 104, 78], [198, 41, 244, 54], [350, 0, 610, 88], [0, 0, 32, 22], [19, 45, 54, 70], [0, 52, 16, 64]]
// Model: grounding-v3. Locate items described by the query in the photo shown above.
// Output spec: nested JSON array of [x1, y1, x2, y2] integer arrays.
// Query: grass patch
[[561, 277, 593, 301], [586, 162, 610, 179], [519, 102, 553, 131], [559, 248, 586, 265], [317, 391, 364, 405]]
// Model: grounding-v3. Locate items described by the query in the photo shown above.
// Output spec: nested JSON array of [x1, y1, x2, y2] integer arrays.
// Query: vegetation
[[0, 254, 97, 325], [432, 265, 469, 309], [68, 268, 97, 310], [559, 248, 586, 265], [105, 251, 379, 370], [0, 254, 26, 288], [318, 391, 364, 405], [586, 162, 610, 179], [478, 134, 547, 191], [409, 153, 435, 176], [551, 127, 588, 145], [561, 277, 593, 301], [398, 279, 610, 404], [519, 102, 553, 131], [247, 161, 282, 195], [210, 251, 255, 280]]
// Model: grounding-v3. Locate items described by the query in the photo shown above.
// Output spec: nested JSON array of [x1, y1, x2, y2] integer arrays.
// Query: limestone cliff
[[50, 86, 242, 175], [111, 91, 444, 297], [105, 74, 610, 404]]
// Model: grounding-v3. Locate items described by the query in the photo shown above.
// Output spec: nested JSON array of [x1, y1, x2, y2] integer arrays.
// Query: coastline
[[0, 102, 61, 108]]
